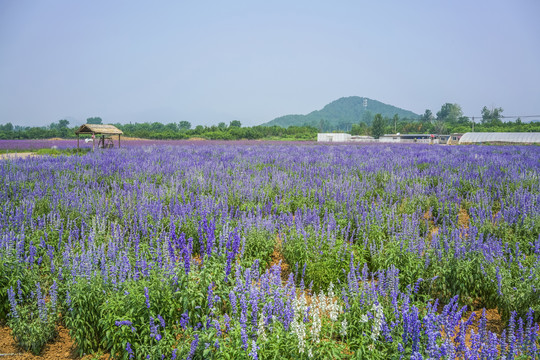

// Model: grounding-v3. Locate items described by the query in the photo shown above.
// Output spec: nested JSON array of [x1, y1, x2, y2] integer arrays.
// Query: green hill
[[262, 96, 419, 131]]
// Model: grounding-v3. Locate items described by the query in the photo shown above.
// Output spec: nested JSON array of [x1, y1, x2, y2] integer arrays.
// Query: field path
[[0, 153, 36, 160]]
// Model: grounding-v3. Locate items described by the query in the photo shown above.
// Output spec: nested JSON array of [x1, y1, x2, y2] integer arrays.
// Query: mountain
[[261, 96, 419, 131]]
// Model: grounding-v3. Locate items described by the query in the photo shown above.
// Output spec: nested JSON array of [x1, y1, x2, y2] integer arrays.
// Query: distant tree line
[[0, 104, 538, 141], [0, 118, 318, 140], [350, 103, 540, 138]]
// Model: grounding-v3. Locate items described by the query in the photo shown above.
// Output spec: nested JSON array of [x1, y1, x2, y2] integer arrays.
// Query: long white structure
[[317, 133, 376, 142], [459, 132, 540, 144], [317, 133, 351, 142]]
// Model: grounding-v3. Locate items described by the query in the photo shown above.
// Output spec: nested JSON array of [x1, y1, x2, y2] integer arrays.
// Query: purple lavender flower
[[223, 313, 231, 333], [225, 250, 234, 281], [50, 280, 58, 313], [495, 266, 503, 296], [7, 287, 18, 319], [144, 287, 150, 308], [157, 314, 166, 328], [229, 291, 238, 315], [413, 278, 423, 294], [241, 327, 249, 350], [149, 317, 159, 340], [207, 282, 214, 308], [36, 282, 47, 322], [249, 340, 259, 360], [115, 320, 133, 327], [180, 311, 189, 329], [126, 342, 134, 359], [186, 334, 199, 360]]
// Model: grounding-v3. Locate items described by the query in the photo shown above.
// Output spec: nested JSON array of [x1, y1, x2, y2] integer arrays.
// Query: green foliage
[[36, 148, 90, 156], [263, 96, 419, 129], [282, 229, 350, 292], [229, 120, 242, 128], [65, 277, 108, 356], [371, 114, 385, 139], [481, 106, 504, 126], [7, 283, 59, 355], [33, 197, 51, 218], [87, 117, 103, 125], [436, 103, 463, 125], [1, 99, 538, 139], [178, 120, 192, 130], [99, 276, 179, 359], [239, 229, 275, 269], [0, 258, 36, 323]]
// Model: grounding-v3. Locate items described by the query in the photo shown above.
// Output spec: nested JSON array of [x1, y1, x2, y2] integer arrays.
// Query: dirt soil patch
[[269, 234, 290, 282], [0, 325, 74, 359], [458, 208, 470, 228], [0, 325, 110, 360]]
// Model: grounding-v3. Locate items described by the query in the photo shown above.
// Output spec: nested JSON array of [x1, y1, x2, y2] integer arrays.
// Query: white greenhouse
[[317, 133, 351, 142], [459, 132, 540, 144]]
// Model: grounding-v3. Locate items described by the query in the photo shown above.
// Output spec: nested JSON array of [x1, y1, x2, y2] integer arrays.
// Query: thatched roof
[[76, 124, 123, 135]]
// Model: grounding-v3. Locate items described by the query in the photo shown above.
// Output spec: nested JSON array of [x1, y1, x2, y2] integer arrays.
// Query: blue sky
[[0, 0, 539, 127]]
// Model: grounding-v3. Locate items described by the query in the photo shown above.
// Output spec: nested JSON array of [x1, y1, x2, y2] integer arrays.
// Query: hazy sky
[[1, 0, 539, 127]]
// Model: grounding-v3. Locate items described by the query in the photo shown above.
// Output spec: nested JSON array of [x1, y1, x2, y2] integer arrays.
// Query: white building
[[317, 133, 351, 142], [350, 135, 376, 142]]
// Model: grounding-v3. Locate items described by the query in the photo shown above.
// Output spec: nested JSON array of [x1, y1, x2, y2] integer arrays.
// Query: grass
[[0, 149, 34, 154], [0, 148, 91, 156], [36, 148, 91, 156]]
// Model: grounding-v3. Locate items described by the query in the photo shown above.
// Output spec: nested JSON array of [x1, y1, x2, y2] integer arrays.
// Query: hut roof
[[75, 124, 123, 135]]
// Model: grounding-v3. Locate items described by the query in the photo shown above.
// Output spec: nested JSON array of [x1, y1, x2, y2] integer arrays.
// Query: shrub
[[6, 282, 59, 355], [65, 277, 108, 356]]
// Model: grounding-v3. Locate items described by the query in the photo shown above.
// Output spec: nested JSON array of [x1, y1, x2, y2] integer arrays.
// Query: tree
[[436, 103, 463, 125], [456, 116, 470, 125], [318, 119, 331, 132], [86, 117, 103, 124], [0, 122, 13, 132], [165, 123, 178, 132], [481, 106, 504, 126], [178, 121, 191, 131], [49, 119, 70, 137], [230, 120, 242, 128], [420, 110, 434, 123], [150, 122, 165, 132], [351, 122, 368, 136], [218, 122, 227, 130], [336, 121, 352, 132], [432, 119, 447, 134], [362, 111, 374, 125], [371, 114, 385, 139], [194, 125, 204, 134], [392, 114, 399, 133]]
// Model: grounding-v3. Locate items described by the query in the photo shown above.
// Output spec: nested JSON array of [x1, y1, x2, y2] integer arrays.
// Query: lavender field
[[1, 142, 540, 359]]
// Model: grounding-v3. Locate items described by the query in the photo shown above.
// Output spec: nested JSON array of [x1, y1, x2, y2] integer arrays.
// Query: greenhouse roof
[[459, 132, 540, 144]]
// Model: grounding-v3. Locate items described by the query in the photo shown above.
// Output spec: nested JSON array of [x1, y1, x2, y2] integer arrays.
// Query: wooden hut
[[75, 124, 123, 151]]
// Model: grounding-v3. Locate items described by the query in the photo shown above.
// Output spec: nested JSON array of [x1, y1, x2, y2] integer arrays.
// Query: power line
[[500, 115, 540, 119], [465, 115, 540, 119], [467, 114, 540, 119]]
